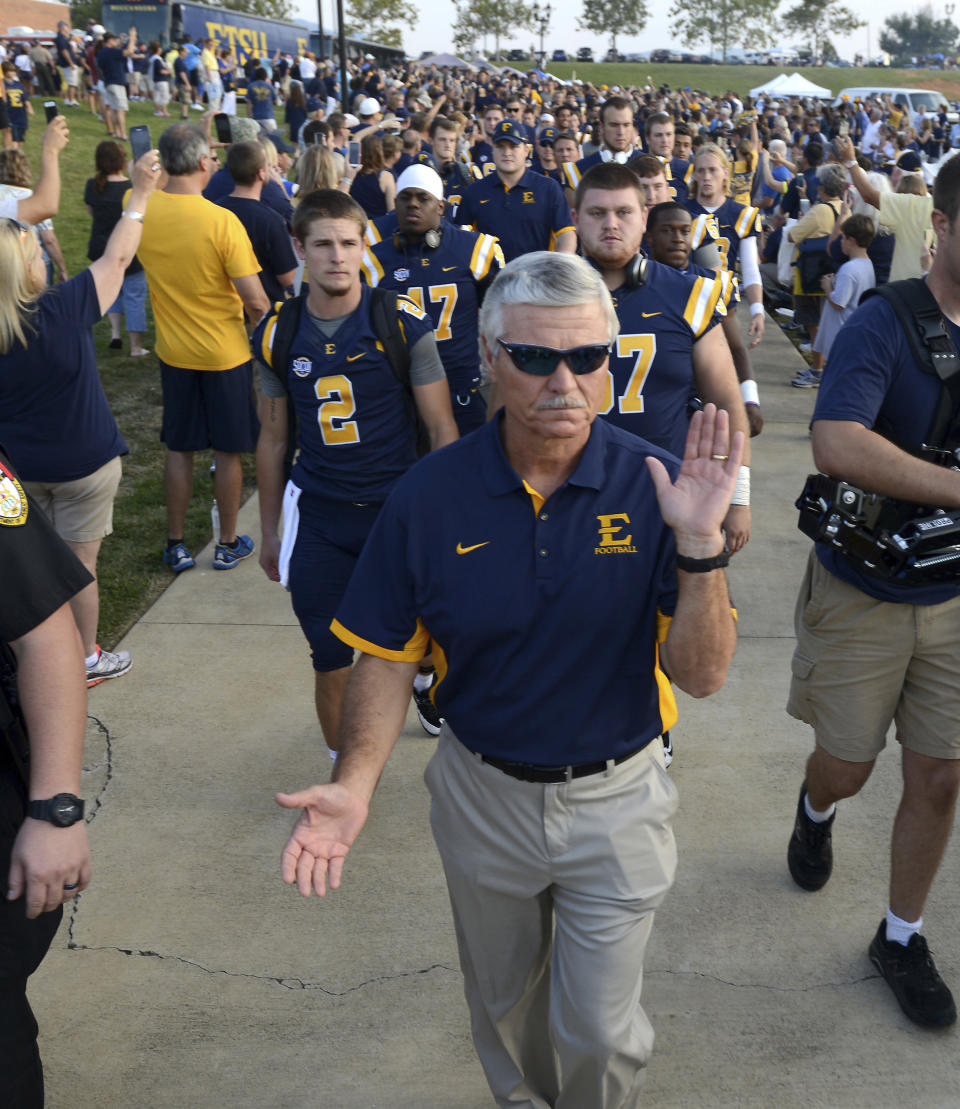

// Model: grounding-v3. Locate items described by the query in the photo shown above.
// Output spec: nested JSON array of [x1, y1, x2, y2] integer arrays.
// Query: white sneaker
[[86, 646, 133, 688], [775, 307, 795, 319]]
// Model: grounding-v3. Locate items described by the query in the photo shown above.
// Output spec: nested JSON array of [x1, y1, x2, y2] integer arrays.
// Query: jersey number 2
[[314, 375, 359, 445], [600, 334, 657, 415]]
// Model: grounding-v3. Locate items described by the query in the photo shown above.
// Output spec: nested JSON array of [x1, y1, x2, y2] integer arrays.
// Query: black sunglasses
[[497, 339, 610, 377]]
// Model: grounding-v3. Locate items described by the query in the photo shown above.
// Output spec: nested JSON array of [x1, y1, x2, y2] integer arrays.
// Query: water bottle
[[211, 498, 220, 544]]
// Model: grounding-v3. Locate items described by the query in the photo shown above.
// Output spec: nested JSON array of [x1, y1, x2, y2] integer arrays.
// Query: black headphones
[[393, 226, 443, 251], [585, 252, 647, 289]]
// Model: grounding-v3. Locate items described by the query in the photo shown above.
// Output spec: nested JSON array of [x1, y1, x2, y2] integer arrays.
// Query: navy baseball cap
[[493, 120, 526, 145], [537, 126, 558, 144], [895, 150, 922, 172]]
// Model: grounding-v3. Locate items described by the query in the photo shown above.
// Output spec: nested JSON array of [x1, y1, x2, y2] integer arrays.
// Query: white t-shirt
[[299, 56, 316, 79], [814, 256, 875, 361], [879, 190, 934, 281]]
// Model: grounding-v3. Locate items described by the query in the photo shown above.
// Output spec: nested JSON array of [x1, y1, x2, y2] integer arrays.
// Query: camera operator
[[785, 154, 960, 1030]]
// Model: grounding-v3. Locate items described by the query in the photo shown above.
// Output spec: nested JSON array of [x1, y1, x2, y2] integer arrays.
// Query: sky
[[294, 0, 940, 66]]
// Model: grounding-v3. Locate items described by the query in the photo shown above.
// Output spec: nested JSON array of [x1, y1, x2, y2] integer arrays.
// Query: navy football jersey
[[685, 196, 761, 274], [362, 221, 503, 393], [599, 261, 726, 457], [252, 285, 433, 502]]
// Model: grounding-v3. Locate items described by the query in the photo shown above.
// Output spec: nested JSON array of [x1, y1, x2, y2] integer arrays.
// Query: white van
[[833, 86, 955, 122]]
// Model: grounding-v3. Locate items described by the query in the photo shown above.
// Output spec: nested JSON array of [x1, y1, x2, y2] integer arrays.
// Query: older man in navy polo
[[276, 253, 741, 1107]]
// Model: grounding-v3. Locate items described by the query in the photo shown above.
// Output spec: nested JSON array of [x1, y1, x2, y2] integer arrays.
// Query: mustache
[[534, 395, 587, 410]]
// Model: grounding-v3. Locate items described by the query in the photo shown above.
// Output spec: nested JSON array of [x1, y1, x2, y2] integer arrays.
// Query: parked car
[[576, 46, 594, 62], [506, 48, 528, 62], [551, 48, 568, 62], [650, 49, 671, 63], [624, 52, 650, 63], [604, 48, 625, 62]]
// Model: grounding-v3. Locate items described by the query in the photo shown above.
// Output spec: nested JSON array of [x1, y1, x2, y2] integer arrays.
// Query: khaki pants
[[425, 729, 678, 1109]]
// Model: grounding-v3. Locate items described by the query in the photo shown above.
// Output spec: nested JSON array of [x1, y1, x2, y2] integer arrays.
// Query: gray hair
[[817, 162, 847, 198], [479, 253, 618, 360], [159, 124, 210, 176], [768, 138, 787, 159]]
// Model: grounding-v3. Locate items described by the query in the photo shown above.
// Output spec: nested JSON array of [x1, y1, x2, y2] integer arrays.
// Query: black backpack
[[265, 286, 424, 479]]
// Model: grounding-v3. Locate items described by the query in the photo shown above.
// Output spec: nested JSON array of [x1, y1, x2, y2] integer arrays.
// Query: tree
[[880, 6, 959, 61], [343, 0, 418, 49], [781, 0, 863, 63], [70, 0, 102, 28], [578, 0, 648, 51], [452, 0, 482, 55], [670, 0, 780, 62], [459, 0, 532, 59]]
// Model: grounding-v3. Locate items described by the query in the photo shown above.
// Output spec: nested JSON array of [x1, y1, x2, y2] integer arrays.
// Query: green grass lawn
[[544, 61, 959, 100], [20, 98, 256, 650]]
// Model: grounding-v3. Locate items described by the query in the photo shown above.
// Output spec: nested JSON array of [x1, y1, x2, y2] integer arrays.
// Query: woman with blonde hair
[[0, 151, 162, 687], [686, 141, 765, 347], [295, 143, 342, 194], [348, 134, 395, 218]]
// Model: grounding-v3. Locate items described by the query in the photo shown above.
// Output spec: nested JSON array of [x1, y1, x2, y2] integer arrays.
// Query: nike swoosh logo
[[479, 199, 491, 204], [641, 311, 662, 318], [442, 265, 457, 272], [346, 353, 364, 362], [456, 541, 490, 555]]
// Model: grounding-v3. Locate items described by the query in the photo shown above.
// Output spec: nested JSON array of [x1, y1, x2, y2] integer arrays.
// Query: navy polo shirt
[[456, 167, 574, 263], [332, 415, 681, 765]]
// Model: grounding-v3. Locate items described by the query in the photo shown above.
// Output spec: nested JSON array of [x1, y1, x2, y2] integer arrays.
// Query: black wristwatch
[[28, 794, 85, 827]]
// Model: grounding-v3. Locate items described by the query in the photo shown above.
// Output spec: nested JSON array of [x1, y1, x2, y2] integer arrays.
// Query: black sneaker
[[787, 783, 834, 891], [413, 672, 443, 736], [869, 922, 957, 1027]]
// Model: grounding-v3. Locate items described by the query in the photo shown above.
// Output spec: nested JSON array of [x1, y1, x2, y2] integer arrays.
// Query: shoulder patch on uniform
[[0, 461, 28, 526], [397, 294, 427, 321]]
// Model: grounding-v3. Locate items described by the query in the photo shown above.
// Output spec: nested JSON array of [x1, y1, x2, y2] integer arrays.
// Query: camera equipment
[[796, 473, 960, 583]]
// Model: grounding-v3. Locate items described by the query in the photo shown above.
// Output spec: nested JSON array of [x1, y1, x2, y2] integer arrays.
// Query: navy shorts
[[288, 493, 383, 672], [160, 360, 259, 453], [10, 125, 27, 144]]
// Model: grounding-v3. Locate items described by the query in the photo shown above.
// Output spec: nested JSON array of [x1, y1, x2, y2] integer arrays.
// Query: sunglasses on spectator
[[497, 339, 610, 376]]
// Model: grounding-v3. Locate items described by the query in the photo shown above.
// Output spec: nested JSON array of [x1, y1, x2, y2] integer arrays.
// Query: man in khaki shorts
[[786, 153, 960, 1030]]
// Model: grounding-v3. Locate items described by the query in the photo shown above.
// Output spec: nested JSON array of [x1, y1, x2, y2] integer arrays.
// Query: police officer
[[457, 119, 576, 263], [254, 190, 458, 759], [275, 251, 742, 1107], [785, 154, 960, 1030], [0, 449, 92, 1107], [364, 165, 504, 434]]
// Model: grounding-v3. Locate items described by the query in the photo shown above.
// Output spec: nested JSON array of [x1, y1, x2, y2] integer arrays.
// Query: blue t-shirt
[[214, 195, 297, 303], [97, 45, 127, 87], [4, 79, 28, 128], [331, 415, 681, 764], [0, 270, 127, 482], [246, 79, 276, 120], [812, 293, 960, 604], [203, 167, 293, 229]]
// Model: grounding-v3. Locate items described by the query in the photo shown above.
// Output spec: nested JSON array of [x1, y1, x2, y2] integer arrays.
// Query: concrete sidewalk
[[33, 318, 959, 1108]]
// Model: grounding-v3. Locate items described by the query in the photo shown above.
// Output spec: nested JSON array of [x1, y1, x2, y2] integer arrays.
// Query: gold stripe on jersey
[[549, 225, 576, 251], [331, 616, 431, 662], [360, 247, 384, 286], [397, 294, 427, 321], [683, 275, 723, 337], [364, 219, 383, 246], [469, 233, 502, 280], [562, 160, 581, 189], [734, 205, 761, 239], [260, 306, 281, 368], [655, 610, 679, 733]]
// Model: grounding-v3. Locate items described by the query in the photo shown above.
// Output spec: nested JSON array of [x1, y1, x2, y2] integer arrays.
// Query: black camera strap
[[862, 278, 960, 456]]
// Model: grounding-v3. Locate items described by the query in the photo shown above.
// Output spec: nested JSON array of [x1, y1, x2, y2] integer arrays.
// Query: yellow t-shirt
[[135, 191, 260, 370], [879, 190, 934, 282], [201, 47, 217, 78]]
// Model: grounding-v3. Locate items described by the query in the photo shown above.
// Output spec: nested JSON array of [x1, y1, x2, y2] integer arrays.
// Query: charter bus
[[100, 0, 404, 67]]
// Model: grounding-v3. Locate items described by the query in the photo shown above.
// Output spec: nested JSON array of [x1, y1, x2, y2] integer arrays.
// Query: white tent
[[750, 72, 833, 99], [418, 52, 475, 69]]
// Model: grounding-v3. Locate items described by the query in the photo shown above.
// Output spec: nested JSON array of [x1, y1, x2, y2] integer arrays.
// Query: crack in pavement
[[647, 968, 879, 990], [66, 713, 114, 944], [61, 941, 457, 994]]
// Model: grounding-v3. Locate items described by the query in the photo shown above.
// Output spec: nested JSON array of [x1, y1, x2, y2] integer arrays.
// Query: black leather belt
[[476, 742, 650, 784]]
